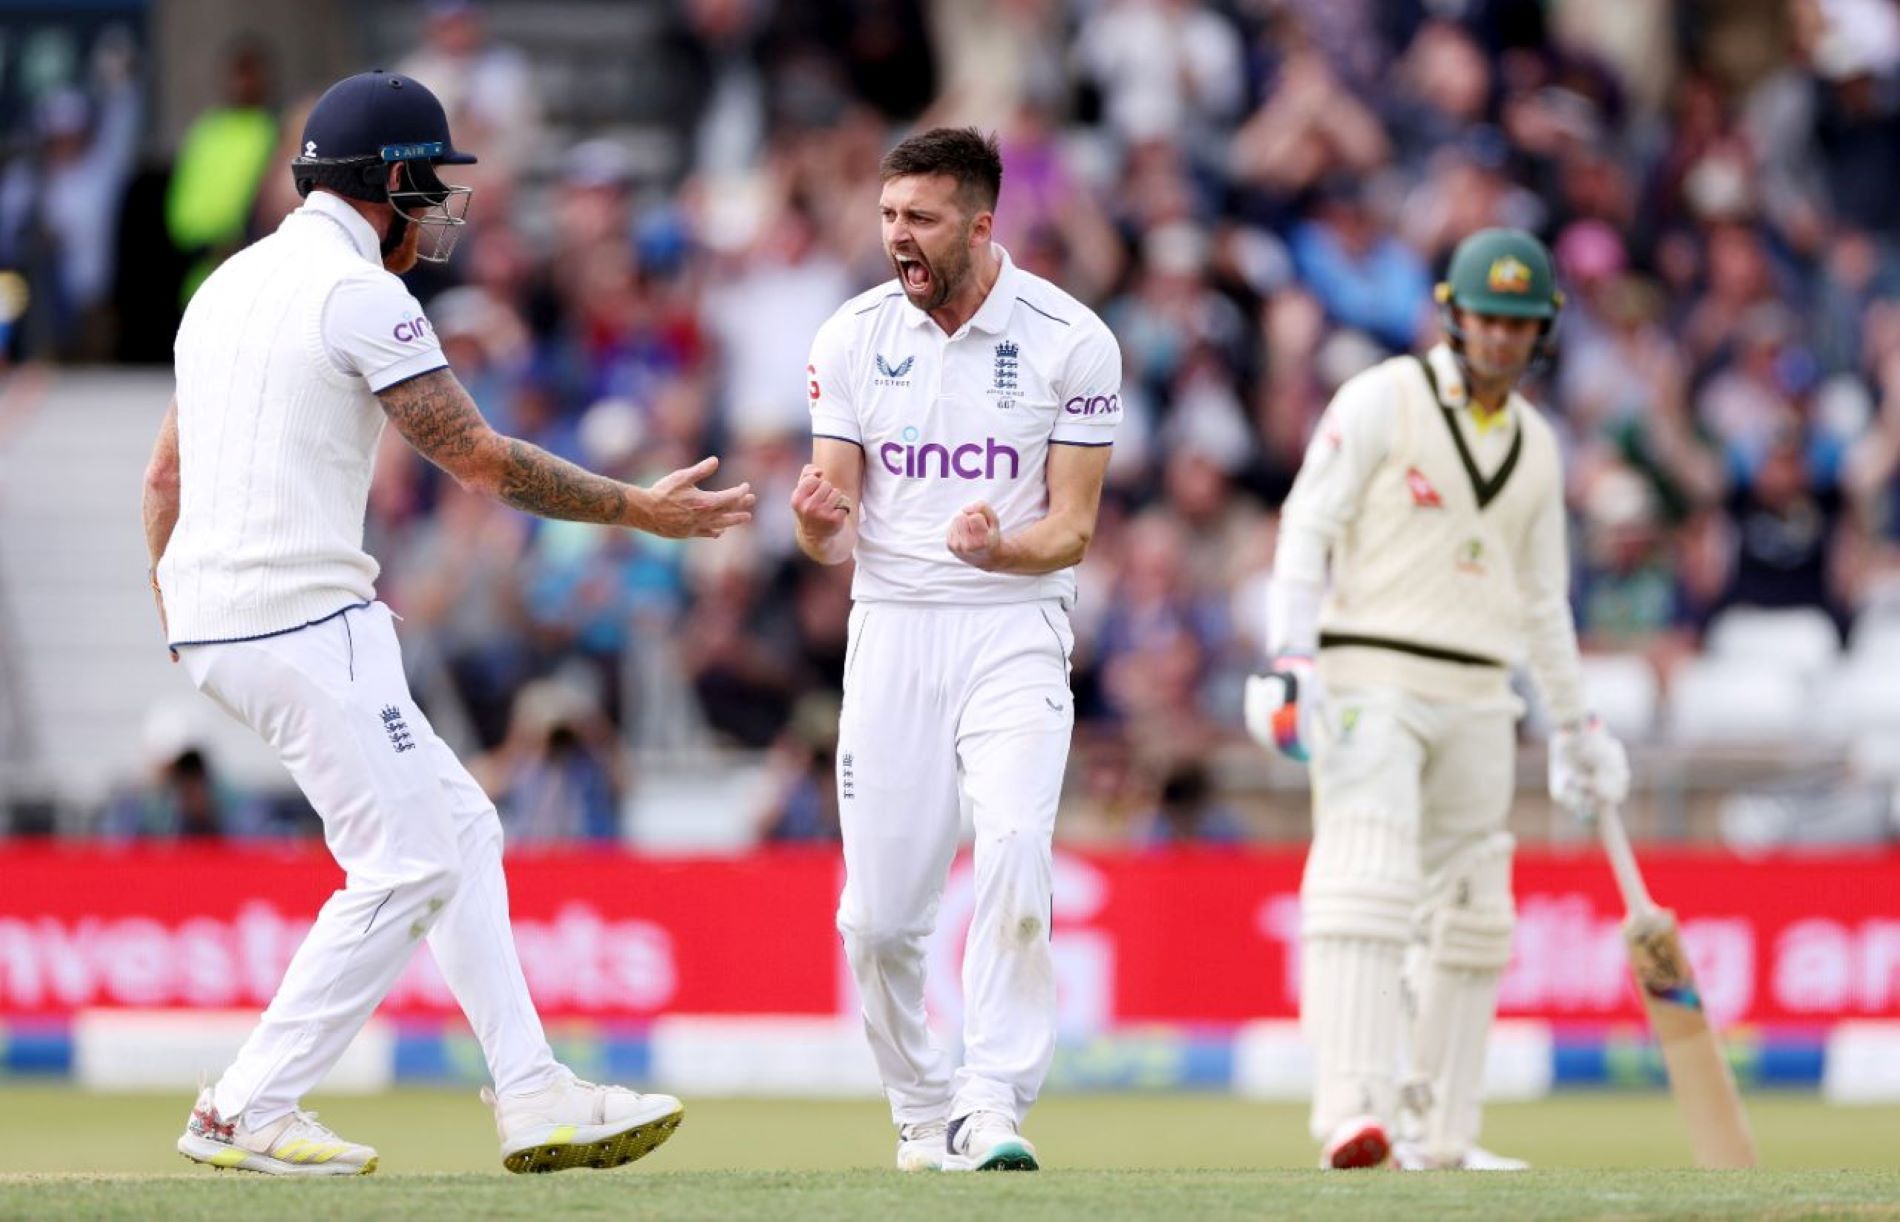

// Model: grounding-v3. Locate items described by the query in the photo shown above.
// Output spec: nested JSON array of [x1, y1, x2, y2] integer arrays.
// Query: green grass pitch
[[3, 1088, 1897, 1218]]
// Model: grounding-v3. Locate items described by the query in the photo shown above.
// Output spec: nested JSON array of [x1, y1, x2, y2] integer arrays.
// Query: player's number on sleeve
[[808, 364, 821, 403]]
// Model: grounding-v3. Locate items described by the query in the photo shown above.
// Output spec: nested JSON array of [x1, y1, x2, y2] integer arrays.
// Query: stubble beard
[[381, 211, 424, 274], [892, 234, 971, 313]]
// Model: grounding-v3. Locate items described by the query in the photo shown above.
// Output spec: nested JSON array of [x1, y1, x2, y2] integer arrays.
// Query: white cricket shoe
[[896, 1117, 949, 1171], [1392, 1140, 1529, 1171], [1463, 1146, 1530, 1171], [482, 1071, 684, 1173], [943, 1111, 1039, 1171], [1320, 1114, 1391, 1170], [176, 1087, 377, 1176]]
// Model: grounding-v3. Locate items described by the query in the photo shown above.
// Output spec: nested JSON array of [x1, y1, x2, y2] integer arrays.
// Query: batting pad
[[1405, 831, 1518, 1160], [1298, 812, 1422, 1139], [1302, 812, 1421, 944], [1423, 831, 1516, 971]]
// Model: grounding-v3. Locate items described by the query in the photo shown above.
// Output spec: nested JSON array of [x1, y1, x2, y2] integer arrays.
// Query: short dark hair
[[879, 127, 1003, 214]]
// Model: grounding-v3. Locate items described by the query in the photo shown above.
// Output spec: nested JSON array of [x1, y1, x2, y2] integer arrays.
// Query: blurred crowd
[[14, 0, 1900, 845]]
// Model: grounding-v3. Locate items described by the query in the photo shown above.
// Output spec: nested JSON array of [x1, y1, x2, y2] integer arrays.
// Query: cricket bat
[[1599, 804, 1757, 1168]]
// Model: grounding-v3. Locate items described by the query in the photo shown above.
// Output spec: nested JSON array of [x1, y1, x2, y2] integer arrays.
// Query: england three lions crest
[[990, 340, 1020, 408]]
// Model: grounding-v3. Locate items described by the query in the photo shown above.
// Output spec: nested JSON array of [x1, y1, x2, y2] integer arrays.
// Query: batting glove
[[1549, 716, 1630, 824], [1244, 654, 1321, 764]]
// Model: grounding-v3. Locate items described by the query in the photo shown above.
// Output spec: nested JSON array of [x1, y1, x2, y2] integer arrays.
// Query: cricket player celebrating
[[145, 71, 753, 1175], [1245, 229, 1630, 1170], [790, 128, 1120, 1172]]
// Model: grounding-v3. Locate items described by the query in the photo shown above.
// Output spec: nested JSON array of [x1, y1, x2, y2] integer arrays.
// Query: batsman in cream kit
[[792, 128, 1119, 1173], [1245, 229, 1631, 1172]]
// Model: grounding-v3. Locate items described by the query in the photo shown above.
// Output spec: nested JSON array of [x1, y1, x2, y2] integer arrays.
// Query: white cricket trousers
[[180, 601, 559, 1125], [835, 599, 1075, 1127], [1300, 683, 1518, 1147]]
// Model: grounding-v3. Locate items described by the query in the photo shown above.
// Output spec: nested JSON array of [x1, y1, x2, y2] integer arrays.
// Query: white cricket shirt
[[1274, 343, 1585, 721], [161, 190, 448, 644], [807, 245, 1121, 605]]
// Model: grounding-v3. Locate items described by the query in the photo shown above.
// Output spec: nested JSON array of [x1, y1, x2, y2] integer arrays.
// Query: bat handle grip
[[1598, 802, 1659, 918]]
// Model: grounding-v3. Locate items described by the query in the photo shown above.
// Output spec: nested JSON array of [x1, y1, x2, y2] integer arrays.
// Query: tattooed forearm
[[497, 438, 633, 524], [380, 367, 642, 527], [377, 368, 487, 465]]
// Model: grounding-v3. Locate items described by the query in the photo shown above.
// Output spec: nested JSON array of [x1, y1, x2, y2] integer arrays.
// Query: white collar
[[296, 190, 382, 264], [1425, 343, 1469, 406], [901, 243, 1020, 335]]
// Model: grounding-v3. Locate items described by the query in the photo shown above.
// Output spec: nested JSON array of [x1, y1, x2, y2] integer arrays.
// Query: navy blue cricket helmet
[[292, 70, 476, 261]]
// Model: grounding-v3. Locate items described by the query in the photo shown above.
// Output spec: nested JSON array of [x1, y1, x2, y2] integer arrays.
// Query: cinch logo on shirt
[[393, 314, 433, 344], [878, 426, 1021, 480], [1064, 393, 1120, 417]]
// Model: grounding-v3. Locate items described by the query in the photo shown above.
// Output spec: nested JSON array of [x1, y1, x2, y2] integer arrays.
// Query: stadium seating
[[0, 372, 288, 817], [1704, 606, 1842, 684], [1665, 655, 1810, 745], [1848, 608, 1900, 667], [1578, 652, 1660, 740]]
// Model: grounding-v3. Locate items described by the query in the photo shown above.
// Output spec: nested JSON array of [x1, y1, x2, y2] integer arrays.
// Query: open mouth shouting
[[893, 250, 937, 302]]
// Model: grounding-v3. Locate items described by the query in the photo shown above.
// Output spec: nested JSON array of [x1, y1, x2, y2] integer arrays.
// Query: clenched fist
[[791, 464, 853, 538], [947, 502, 1003, 570]]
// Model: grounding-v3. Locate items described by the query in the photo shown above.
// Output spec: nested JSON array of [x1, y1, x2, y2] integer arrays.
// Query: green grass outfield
[[2, 1088, 1896, 1218]]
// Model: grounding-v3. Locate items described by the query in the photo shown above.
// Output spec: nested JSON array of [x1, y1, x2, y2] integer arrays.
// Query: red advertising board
[[1, 845, 1895, 1030]]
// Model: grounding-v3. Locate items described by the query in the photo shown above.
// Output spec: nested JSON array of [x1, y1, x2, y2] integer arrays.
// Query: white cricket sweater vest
[[161, 211, 395, 643], [1318, 354, 1562, 706]]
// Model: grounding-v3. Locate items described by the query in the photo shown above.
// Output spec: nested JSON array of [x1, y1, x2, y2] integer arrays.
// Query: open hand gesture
[[647, 457, 755, 538]]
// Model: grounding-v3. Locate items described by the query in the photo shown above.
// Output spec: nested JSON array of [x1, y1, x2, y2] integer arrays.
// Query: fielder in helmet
[[290, 69, 476, 267], [1244, 227, 1629, 1171], [154, 67, 752, 1178]]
